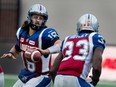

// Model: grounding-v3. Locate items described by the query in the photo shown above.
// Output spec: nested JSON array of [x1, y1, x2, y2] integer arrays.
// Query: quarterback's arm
[[1, 27, 22, 59], [1, 45, 20, 59], [37, 39, 61, 55], [47, 39, 61, 53], [91, 47, 103, 86]]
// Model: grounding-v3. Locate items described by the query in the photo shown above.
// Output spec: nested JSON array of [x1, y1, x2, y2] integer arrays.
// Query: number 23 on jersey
[[62, 38, 89, 61]]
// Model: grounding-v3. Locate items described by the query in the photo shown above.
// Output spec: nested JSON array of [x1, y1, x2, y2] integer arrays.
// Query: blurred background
[[0, 0, 116, 84]]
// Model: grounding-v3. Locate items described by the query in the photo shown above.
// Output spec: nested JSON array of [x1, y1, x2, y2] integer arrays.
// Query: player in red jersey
[[50, 13, 106, 87], [0, 65, 4, 87], [1, 4, 61, 87]]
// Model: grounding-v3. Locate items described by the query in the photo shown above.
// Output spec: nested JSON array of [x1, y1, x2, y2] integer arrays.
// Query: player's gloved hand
[[89, 76, 99, 86]]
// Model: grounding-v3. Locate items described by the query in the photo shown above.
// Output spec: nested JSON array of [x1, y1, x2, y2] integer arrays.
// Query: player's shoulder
[[16, 27, 22, 33], [16, 27, 27, 33], [16, 27, 27, 39], [90, 32, 106, 48], [44, 27, 57, 32], [16, 27, 22, 37], [42, 27, 59, 36], [91, 32, 105, 41]]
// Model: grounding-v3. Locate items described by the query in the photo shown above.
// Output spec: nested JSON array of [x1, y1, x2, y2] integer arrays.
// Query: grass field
[[4, 74, 116, 87]]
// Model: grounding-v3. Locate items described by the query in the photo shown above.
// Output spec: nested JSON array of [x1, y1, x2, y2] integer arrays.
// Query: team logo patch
[[20, 37, 24, 42], [29, 40, 35, 45]]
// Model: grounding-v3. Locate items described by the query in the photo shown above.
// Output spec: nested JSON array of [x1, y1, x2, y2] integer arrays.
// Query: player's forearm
[[9, 45, 20, 57], [48, 39, 61, 54], [92, 57, 102, 80], [91, 68, 101, 86], [91, 47, 103, 86], [47, 44, 61, 54]]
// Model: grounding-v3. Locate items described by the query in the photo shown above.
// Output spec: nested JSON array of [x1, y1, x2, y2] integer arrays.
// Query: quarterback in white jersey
[[50, 14, 106, 87]]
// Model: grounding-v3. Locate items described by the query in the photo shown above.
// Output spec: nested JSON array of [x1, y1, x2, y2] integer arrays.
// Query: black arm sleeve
[[15, 44, 22, 52]]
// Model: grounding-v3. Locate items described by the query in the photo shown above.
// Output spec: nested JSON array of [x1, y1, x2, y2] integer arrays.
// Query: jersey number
[[48, 31, 58, 39], [63, 39, 89, 61], [27, 61, 35, 72]]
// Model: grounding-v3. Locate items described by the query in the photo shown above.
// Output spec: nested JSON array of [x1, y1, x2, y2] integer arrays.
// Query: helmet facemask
[[28, 14, 47, 30], [27, 4, 48, 30]]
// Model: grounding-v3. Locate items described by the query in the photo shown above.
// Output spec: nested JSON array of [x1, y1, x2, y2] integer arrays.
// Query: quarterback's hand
[[33, 47, 50, 55], [29, 47, 50, 55], [0, 52, 16, 59]]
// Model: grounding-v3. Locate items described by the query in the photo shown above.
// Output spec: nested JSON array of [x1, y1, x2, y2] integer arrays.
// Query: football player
[[1, 4, 61, 87], [50, 14, 106, 87], [0, 65, 4, 87]]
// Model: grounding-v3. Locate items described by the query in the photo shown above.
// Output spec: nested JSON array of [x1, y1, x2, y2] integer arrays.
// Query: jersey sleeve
[[43, 28, 60, 47], [15, 27, 22, 52], [92, 33, 106, 50], [16, 27, 22, 40]]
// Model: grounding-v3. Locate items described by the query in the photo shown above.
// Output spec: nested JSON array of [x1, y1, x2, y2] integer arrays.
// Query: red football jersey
[[58, 32, 105, 80], [0, 66, 3, 73]]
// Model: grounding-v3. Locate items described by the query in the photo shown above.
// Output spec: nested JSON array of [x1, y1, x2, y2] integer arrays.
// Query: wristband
[[7, 52, 14, 56], [48, 45, 60, 53]]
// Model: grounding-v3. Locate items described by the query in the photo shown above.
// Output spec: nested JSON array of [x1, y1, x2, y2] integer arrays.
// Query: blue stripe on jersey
[[78, 77, 92, 87], [36, 77, 51, 87]]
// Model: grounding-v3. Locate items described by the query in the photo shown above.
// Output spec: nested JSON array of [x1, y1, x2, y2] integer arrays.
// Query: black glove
[[89, 76, 99, 86]]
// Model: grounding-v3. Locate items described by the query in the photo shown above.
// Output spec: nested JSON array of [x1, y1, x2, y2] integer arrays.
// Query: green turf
[[97, 81, 116, 87], [4, 74, 116, 87], [4, 74, 18, 87]]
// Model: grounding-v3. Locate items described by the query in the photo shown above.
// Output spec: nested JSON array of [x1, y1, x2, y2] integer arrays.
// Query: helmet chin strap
[[29, 21, 46, 30], [30, 23, 41, 30]]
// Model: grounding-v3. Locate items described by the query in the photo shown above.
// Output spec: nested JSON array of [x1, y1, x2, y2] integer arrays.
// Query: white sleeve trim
[[16, 27, 22, 40]]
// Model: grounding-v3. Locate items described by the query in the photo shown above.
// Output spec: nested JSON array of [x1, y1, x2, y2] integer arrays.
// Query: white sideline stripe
[[4, 74, 18, 80]]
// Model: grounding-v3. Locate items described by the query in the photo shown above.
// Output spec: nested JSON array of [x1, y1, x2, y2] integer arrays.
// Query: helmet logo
[[87, 20, 90, 26], [81, 21, 90, 27], [81, 24, 86, 26]]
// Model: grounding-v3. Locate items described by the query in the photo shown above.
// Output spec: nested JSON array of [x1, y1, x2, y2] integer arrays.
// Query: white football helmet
[[27, 4, 48, 30], [77, 13, 99, 33]]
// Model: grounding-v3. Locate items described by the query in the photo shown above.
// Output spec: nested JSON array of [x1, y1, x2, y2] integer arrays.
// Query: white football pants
[[0, 72, 4, 87], [54, 75, 94, 87], [13, 75, 52, 87]]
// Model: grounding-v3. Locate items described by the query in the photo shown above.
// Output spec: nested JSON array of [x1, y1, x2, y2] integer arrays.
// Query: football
[[24, 48, 41, 62]]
